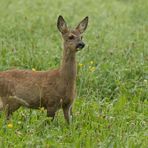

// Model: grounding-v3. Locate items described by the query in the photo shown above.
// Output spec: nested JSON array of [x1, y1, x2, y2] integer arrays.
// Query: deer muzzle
[[76, 42, 85, 49]]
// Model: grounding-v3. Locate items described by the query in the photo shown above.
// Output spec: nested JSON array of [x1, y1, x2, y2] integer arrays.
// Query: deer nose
[[76, 42, 85, 49]]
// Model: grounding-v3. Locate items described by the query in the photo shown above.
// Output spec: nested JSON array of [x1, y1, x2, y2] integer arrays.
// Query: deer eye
[[68, 35, 75, 40]]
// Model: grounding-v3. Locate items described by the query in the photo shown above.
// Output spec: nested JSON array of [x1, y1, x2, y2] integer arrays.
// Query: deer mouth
[[76, 43, 85, 51]]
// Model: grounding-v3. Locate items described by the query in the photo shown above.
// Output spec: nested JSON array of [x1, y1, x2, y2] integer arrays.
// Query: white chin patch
[[0, 97, 3, 110]]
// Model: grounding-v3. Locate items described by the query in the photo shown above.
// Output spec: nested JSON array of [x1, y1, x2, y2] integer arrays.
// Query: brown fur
[[0, 15, 88, 123]]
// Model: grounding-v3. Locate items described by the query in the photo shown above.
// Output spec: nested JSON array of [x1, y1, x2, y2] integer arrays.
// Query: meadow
[[0, 0, 148, 147]]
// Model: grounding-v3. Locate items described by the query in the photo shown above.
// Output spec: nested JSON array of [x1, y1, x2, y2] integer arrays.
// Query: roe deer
[[0, 15, 88, 123]]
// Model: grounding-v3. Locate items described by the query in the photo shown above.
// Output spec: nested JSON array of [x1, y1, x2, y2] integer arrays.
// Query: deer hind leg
[[0, 98, 14, 120], [1, 96, 22, 120], [0, 97, 8, 119], [6, 103, 21, 120]]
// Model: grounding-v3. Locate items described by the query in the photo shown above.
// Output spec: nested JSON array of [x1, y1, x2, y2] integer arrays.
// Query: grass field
[[0, 0, 148, 147]]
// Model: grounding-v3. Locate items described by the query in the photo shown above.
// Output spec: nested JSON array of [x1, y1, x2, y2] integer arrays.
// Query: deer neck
[[60, 44, 77, 82]]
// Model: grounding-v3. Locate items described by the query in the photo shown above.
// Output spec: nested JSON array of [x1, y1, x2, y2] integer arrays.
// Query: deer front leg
[[47, 107, 56, 121], [63, 104, 72, 124], [70, 106, 73, 116], [0, 97, 3, 111]]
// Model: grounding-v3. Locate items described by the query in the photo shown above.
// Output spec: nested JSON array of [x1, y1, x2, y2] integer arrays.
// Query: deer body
[[0, 16, 88, 123]]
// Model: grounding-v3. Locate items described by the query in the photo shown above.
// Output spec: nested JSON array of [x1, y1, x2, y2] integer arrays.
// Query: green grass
[[0, 0, 148, 147]]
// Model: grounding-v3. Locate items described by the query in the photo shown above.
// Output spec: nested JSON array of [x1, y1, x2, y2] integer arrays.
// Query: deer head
[[57, 15, 88, 52]]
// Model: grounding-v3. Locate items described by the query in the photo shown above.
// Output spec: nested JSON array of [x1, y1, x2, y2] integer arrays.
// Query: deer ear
[[57, 15, 68, 34], [76, 16, 89, 34]]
